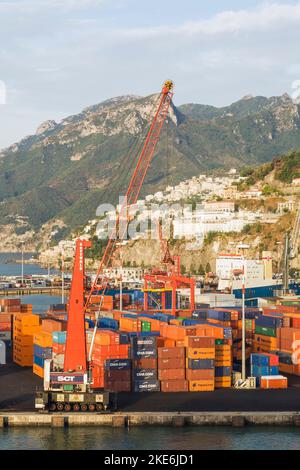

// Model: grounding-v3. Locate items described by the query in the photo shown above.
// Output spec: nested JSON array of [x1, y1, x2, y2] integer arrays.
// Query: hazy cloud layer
[[0, 1, 300, 148]]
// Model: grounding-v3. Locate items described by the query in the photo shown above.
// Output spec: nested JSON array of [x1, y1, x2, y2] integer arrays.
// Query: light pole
[[47, 240, 51, 278], [276, 241, 282, 276], [237, 243, 249, 381], [21, 241, 24, 286]]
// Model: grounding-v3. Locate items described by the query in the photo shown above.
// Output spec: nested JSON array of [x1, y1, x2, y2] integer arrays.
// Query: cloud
[[0, 0, 107, 12], [114, 2, 300, 39]]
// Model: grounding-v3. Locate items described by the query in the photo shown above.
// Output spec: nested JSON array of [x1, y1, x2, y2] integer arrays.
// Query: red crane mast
[[85, 80, 174, 309]]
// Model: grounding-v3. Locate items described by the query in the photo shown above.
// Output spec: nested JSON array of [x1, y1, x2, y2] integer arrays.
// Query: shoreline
[[1, 411, 300, 428]]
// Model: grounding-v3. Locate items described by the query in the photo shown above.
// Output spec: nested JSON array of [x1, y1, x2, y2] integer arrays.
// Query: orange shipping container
[[164, 339, 176, 348], [188, 380, 215, 392], [260, 376, 287, 389], [186, 347, 215, 360], [94, 330, 120, 346], [186, 369, 214, 381]]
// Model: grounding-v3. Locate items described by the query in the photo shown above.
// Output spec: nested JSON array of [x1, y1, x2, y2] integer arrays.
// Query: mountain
[[0, 91, 300, 250]]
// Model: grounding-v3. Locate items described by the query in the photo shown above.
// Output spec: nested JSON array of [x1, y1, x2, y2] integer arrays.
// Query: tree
[[205, 262, 212, 273], [198, 264, 205, 275], [181, 264, 186, 274]]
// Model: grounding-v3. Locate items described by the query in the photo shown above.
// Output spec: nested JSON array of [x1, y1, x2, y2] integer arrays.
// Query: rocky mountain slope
[[1, 91, 300, 250]]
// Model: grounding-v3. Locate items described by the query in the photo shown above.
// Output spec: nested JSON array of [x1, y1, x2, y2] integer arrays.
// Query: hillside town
[[38, 167, 299, 274]]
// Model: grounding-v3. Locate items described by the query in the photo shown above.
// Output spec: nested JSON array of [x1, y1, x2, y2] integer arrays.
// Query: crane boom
[[85, 80, 174, 308]]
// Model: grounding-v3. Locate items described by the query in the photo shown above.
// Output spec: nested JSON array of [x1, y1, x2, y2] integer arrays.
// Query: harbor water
[[0, 253, 63, 312], [1, 426, 300, 450]]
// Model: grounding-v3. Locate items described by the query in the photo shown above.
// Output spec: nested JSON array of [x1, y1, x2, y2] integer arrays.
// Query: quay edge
[[1, 412, 300, 427]]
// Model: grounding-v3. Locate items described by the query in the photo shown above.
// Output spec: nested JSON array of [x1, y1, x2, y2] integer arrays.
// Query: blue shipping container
[[250, 365, 271, 377], [132, 369, 157, 381], [133, 380, 160, 392], [104, 359, 131, 370], [187, 359, 215, 370], [215, 366, 231, 377], [250, 353, 270, 366], [34, 345, 52, 359], [33, 355, 45, 368], [52, 331, 67, 344]]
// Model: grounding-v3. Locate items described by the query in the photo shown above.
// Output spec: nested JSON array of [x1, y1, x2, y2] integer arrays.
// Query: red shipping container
[[0, 314, 13, 323], [104, 380, 131, 392], [104, 370, 131, 381], [184, 336, 215, 348], [160, 380, 188, 392], [158, 357, 185, 369], [186, 369, 215, 381], [133, 358, 157, 369], [52, 343, 65, 355], [158, 368, 185, 380], [158, 347, 185, 359], [0, 322, 12, 331], [91, 376, 104, 388]]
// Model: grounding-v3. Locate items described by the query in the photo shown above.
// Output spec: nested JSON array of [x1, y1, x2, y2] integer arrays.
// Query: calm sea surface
[[1, 254, 300, 450], [1, 426, 300, 450], [0, 253, 63, 311]]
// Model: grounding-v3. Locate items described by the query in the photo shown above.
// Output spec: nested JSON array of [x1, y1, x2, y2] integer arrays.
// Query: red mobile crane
[[36, 81, 174, 412]]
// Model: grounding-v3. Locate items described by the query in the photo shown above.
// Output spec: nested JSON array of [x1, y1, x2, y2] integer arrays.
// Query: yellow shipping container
[[13, 334, 34, 346], [14, 324, 41, 336], [33, 363, 44, 378], [215, 377, 231, 388], [34, 331, 53, 348], [13, 353, 33, 367], [13, 343, 33, 356], [13, 313, 40, 326]]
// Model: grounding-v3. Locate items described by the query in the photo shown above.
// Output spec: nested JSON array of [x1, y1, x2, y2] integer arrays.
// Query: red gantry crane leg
[[64, 238, 91, 372]]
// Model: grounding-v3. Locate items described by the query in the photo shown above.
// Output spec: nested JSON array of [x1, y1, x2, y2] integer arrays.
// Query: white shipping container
[[0, 331, 11, 341]]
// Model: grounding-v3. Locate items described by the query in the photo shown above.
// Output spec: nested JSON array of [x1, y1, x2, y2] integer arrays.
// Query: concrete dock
[[1, 411, 300, 427]]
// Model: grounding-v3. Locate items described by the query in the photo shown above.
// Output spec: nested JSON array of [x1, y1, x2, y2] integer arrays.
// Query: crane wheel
[[96, 403, 104, 412], [49, 403, 57, 412], [56, 403, 64, 412], [73, 403, 80, 412], [80, 403, 88, 412], [88, 404, 96, 412], [64, 403, 71, 412]]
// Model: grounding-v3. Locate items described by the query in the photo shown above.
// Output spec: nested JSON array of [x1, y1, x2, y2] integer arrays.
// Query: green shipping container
[[141, 321, 151, 332], [215, 339, 224, 345], [255, 325, 276, 337], [245, 320, 254, 330]]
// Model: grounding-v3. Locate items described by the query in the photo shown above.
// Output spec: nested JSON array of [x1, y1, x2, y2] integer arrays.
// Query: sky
[[0, 0, 300, 148]]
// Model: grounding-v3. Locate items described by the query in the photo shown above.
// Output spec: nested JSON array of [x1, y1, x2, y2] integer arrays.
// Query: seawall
[[1, 412, 300, 428]]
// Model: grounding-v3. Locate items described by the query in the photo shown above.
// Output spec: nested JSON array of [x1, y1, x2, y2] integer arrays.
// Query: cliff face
[[1, 92, 300, 251]]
